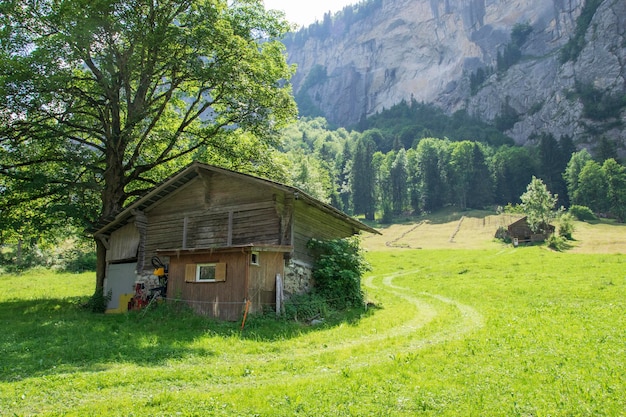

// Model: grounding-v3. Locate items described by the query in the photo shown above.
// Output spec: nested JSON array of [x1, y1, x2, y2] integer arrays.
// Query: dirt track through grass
[[372, 269, 484, 351], [169, 268, 484, 387]]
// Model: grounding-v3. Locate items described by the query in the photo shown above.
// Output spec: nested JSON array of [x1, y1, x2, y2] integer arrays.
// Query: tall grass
[[1, 247, 624, 416]]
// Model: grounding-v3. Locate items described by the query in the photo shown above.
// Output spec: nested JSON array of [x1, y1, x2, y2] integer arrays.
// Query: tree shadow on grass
[[0, 296, 374, 381], [0, 297, 216, 382]]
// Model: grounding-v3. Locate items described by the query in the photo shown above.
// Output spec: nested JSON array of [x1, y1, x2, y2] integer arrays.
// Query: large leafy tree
[[0, 0, 297, 291], [520, 176, 558, 234], [602, 158, 626, 222], [563, 149, 593, 205], [576, 160, 608, 213]]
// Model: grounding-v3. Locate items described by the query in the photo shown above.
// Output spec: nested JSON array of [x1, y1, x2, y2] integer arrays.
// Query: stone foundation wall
[[133, 272, 167, 302], [283, 260, 313, 298]]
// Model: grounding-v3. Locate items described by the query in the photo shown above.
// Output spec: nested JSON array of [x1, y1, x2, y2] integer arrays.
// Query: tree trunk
[[93, 157, 126, 296], [95, 237, 107, 293]]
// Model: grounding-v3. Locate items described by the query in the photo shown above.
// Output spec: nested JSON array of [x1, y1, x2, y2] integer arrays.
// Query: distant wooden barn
[[94, 162, 379, 320], [507, 216, 555, 244]]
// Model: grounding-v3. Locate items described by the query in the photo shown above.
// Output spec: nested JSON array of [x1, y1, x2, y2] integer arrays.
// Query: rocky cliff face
[[285, 0, 626, 148]]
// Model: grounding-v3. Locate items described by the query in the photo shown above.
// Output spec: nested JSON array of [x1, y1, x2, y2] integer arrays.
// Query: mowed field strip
[[364, 211, 626, 253]]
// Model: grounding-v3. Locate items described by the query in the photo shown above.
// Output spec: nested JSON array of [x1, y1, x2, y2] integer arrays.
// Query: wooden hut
[[507, 216, 555, 244], [94, 162, 379, 320]]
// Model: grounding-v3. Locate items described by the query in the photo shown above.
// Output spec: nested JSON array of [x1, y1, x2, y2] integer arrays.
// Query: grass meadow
[[1, 215, 625, 416]]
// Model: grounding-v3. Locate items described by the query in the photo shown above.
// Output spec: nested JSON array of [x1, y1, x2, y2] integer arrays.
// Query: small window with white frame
[[185, 262, 226, 283], [196, 263, 217, 281], [251, 252, 259, 266]]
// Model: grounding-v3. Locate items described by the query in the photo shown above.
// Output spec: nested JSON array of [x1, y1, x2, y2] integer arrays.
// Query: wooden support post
[[227, 210, 233, 246], [182, 216, 188, 249], [276, 273, 284, 317]]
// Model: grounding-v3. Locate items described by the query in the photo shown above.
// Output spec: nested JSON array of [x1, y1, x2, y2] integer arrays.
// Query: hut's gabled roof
[[94, 161, 380, 236]]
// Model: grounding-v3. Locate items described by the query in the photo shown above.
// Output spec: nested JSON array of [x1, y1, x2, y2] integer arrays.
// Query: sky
[[263, 0, 357, 28]]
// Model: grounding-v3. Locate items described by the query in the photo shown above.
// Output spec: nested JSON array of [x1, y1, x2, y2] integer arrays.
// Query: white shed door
[[105, 263, 136, 310]]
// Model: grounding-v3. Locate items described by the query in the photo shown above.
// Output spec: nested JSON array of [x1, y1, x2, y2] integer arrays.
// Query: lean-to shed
[[94, 161, 379, 320]]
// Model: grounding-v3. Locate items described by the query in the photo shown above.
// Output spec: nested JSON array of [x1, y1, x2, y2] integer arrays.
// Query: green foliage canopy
[[0, 0, 296, 229], [564, 149, 593, 205], [0, 0, 297, 291], [601, 158, 626, 222], [576, 160, 608, 213], [277, 118, 626, 223]]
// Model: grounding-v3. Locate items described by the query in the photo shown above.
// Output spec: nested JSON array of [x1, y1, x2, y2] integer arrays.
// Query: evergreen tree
[[374, 151, 393, 223], [339, 142, 354, 213], [390, 149, 409, 215], [449, 141, 475, 209], [467, 142, 494, 208], [448, 141, 493, 209], [351, 136, 377, 220], [492, 146, 538, 205], [595, 136, 620, 163], [559, 135, 577, 164], [537, 133, 567, 204], [415, 138, 449, 212], [406, 148, 421, 214]]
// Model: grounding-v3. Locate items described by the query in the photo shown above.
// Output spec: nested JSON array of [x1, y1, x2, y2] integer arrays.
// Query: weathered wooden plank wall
[[107, 223, 141, 262], [140, 175, 285, 271], [167, 251, 249, 321], [232, 207, 281, 246], [247, 251, 284, 314], [292, 201, 355, 265]]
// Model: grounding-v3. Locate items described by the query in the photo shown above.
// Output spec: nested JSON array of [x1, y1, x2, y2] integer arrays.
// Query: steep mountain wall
[[285, 0, 626, 148]]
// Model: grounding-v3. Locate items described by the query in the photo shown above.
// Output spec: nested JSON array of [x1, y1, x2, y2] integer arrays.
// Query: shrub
[[558, 213, 574, 240], [0, 238, 96, 273], [558, 212, 575, 240], [0, 244, 53, 273], [84, 287, 112, 313], [494, 226, 511, 243], [503, 203, 524, 214], [60, 245, 97, 272], [547, 234, 571, 251], [306, 237, 370, 310], [569, 205, 596, 221], [560, 0, 603, 63]]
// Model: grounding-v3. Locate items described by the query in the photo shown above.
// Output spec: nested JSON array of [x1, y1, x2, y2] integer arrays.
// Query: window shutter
[[215, 263, 227, 282], [185, 264, 196, 282]]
